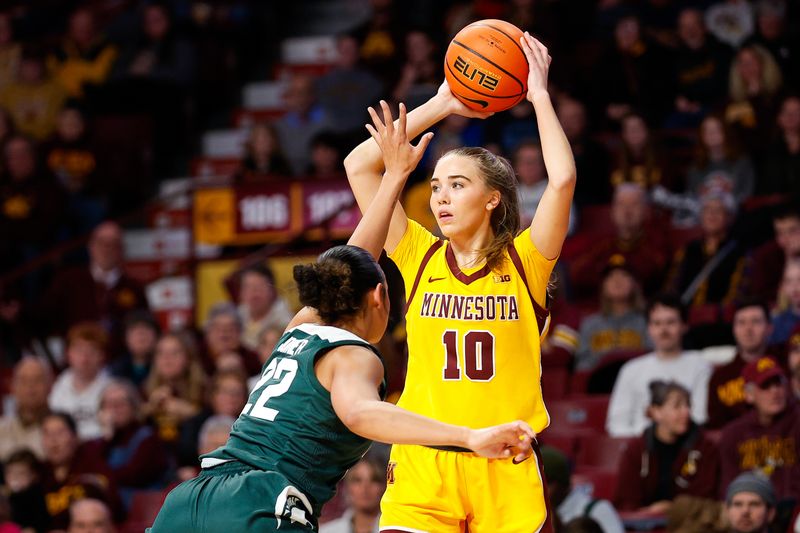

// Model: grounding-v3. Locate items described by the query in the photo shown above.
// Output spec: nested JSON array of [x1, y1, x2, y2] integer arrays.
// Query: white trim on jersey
[[293, 323, 370, 345], [200, 457, 231, 468]]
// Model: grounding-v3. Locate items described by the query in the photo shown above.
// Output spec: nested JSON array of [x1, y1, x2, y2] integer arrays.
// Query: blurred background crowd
[[0, 0, 798, 532]]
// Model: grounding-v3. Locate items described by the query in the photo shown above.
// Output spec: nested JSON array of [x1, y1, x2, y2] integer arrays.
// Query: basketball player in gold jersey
[[345, 32, 575, 533]]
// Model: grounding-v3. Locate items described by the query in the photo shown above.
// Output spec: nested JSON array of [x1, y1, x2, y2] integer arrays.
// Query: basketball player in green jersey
[[148, 104, 535, 532]]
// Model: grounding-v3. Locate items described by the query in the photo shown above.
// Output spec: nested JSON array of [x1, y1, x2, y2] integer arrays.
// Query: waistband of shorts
[[200, 460, 253, 476], [423, 445, 473, 453]]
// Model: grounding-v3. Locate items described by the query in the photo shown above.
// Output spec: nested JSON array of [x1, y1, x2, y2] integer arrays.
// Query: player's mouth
[[437, 210, 453, 223]]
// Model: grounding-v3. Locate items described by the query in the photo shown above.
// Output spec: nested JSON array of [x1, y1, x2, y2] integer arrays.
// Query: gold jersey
[[389, 220, 556, 433]]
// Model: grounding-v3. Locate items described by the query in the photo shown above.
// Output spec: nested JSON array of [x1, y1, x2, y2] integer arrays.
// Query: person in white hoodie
[[49, 322, 111, 440], [606, 294, 712, 437]]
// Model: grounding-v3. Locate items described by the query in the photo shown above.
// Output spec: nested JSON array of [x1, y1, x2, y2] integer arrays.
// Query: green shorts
[[148, 461, 317, 532]]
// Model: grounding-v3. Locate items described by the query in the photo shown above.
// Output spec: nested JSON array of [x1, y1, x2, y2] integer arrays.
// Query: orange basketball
[[444, 19, 529, 112]]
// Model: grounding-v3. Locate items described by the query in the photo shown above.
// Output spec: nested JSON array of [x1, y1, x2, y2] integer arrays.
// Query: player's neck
[[449, 228, 494, 270]]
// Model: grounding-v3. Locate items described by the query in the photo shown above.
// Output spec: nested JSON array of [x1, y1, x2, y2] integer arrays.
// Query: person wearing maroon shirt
[[707, 301, 774, 430], [747, 206, 800, 306], [789, 325, 800, 401], [40, 412, 123, 530], [719, 357, 800, 502], [38, 221, 148, 352], [569, 184, 668, 300], [615, 381, 719, 513], [92, 379, 168, 507]]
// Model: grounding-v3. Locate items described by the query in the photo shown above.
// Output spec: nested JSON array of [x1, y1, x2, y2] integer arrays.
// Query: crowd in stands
[[0, 0, 799, 532]]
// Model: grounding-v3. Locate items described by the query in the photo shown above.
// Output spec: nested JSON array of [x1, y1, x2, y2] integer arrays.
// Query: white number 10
[[242, 358, 298, 421]]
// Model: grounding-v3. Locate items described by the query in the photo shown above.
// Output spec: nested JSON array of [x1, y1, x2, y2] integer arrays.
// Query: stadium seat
[[572, 467, 619, 500], [575, 435, 633, 469], [542, 366, 570, 402], [126, 490, 168, 530], [539, 432, 577, 460], [547, 396, 610, 435], [584, 348, 648, 394]]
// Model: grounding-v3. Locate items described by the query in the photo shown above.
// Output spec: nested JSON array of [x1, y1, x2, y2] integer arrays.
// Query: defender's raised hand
[[366, 100, 434, 178], [467, 420, 536, 463]]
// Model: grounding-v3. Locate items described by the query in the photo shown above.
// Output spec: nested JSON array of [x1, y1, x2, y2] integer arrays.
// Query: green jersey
[[202, 323, 385, 515]]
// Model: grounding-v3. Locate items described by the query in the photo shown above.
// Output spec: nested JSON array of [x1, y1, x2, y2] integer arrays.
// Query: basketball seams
[[450, 39, 525, 93], [466, 22, 528, 61]]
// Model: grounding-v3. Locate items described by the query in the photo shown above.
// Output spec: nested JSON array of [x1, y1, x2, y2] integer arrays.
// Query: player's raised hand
[[366, 100, 433, 179], [520, 32, 551, 102], [467, 420, 535, 463], [435, 81, 495, 120]]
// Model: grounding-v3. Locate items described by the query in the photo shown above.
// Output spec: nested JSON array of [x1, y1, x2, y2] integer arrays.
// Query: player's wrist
[[529, 90, 550, 105]]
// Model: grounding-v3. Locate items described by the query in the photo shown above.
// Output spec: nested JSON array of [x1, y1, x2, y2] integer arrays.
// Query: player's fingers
[[413, 131, 434, 158], [365, 123, 382, 146], [519, 35, 535, 65], [380, 100, 394, 135], [524, 32, 545, 69], [367, 106, 385, 133], [398, 102, 408, 139], [513, 449, 533, 464]]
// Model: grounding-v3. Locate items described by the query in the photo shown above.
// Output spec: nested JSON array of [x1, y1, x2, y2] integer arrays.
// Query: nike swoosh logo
[[459, 96, 489, 108], [428, 276, 446, 283]]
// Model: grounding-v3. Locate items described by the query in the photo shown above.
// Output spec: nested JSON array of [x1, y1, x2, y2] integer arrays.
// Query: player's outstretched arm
[[521, 32, 576, 260], [347, 102, 433, 260], [326, 345, 534, 461], [344, 85, 492, 253]]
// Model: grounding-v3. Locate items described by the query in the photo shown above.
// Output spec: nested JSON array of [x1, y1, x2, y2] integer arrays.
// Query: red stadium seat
[[539, 432, 577, 460], [126, 490, 168, 529], [547, 396, 610, 435], [542, 366, 570, 402], [575, 435, 633, 469], [572, 467, 619, 500], [584, 349, 648, 394]]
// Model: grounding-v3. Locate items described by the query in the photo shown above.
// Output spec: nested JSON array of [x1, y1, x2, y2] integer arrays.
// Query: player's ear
[[370, 283, 385, 308], [486, 190, 500, 211]]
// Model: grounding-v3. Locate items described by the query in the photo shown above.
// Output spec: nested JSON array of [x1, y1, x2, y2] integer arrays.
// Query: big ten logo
[[307, 190, 354, 225], [493, 274, 511, 283], [453, 56, 500, 91], [239, 194, 289, 230]]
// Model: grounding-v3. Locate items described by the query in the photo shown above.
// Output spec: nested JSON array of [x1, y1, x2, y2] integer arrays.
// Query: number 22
[[243, 357, 298, 421]]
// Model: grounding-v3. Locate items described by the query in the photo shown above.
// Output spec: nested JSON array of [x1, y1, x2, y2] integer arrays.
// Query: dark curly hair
[[293, 245, 385, 324]]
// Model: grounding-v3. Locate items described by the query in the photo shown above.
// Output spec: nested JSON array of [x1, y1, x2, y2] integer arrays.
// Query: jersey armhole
[[311, 344, 387, 400]]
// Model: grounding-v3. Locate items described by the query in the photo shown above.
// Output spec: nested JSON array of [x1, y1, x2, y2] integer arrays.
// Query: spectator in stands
[[615, 381, 720, 513], [236, 265, 293, 352], [49, 322, 111, 440], [44, 105, 105, 235], [789, 326, 800, 400], [610, 112, 669, 191], [707, 302, 774, 430], [0, 356, 52, 461], [143, 331, 206, 444], [719, 357, 800, 501], [705, 0, 755, 48], [237, 122, 291, 182], [319, 453, 386, 533], [68, 498, 115, 533], [667, 7, 732, 129], [40, 412, 122, 530], [308, 131, 346, 180], [109, 310, 159, 388], [0, 135, 67, 273], [316, 34, 383, 134], [0, 12, 20, 92], [540, 446, 624, 533], [391, 30, 439, 111], [39, 220, 149, 348], [770, 259, 800, 344], [256, 323, 282, 364], [350, 0, 404, 85], [275, 73, 333, 176], [47, 7, 118, 99], [607, 295, 712, 437], [665, 191, 746, 343], [575, 256, 649, 370], [686, 115, 755, 206], [748, 205, 800, 305], [557, 97, 611, 206], [176, 370, 247, 469], [0, 47, 66, 141], [725, 44, 784, 151], [759, 94, 800, 196], [594, 14, 673, 126], [177, 415, 234, 481], [3, 449, 48, 533], [0, 107, 13, 150], [724, 472, 777, 533], [205, 301, 261, 375], [514, 140, 576, 232], [95, 379, 168, 505], [747, 0, 800, 90], [570, 183, 668, 299]]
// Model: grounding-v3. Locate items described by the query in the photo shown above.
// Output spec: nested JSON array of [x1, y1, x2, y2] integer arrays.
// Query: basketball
[[444, 19, 529, 112]]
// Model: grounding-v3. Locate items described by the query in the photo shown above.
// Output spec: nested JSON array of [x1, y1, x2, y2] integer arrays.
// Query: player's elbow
[[341, 406, 369, 436], [343, 151, 366, 175], [550, 171, 576, 191]]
